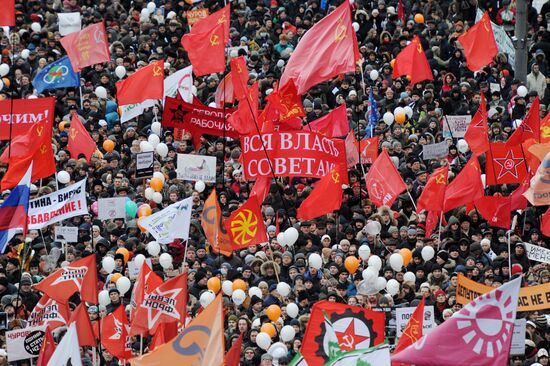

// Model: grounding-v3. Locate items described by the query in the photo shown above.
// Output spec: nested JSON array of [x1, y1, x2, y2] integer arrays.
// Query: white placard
[[98, 197, 127, 220], [6, 325, 46, 361], [54, 226, 79, 243], [511, 318, 526, 355], [120, 100, 157, 123], [443, 115, 472, 138], [28, 180, 88, 230], [136, 151, 154, 179], [139, 197, 193, 244], [395, 305, 436, 338], [177, 154, 217, 183], [58, 12, 81, 36], [525, 243, 550, 264], [422, 141, 449, 160]]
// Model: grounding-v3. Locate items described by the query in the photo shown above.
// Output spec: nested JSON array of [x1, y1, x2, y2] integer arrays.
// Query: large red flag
[[486, 142, 527, 185], [190, 4, 230, 39], [214, 73, 235, 107], [392, 36, 434, 85], [505, 96, 541, 148], [365, 149, 407, 207], [69, 303, 97, 347], [417, 166, 448, 213], [542, 206, 550, 237], [33, 254, 98, 304], [0, 0, 15, 26], [425, 210, 443, 238], [475, 196, 511, 229], [464, 94, 489, 155], [102, 305, 132, 361], [230, 56, 249, 101], [394, 298, 425, 364], [181, 23, 226, 76], [297, 164, 347, 220], [227, 81, 258, 135], [129, 262, 163, 336], [357, 136, 379, 164], [28, 294, 70, 330], [36, 326, 56, 366], [265, 80, 305, 124], [308, 104, 349, 137], [60, 22, 110, 71], [458, 12, 499, 71], [443, 158, 484, 212], [225, 194, 268, 250], [116, 60, 164, 106], [280, 2, 360, 94], [392, 277, 521, 366], [250, 176, 272, 204], [67, 114, 97, 161], [225, 332, 244, 366]]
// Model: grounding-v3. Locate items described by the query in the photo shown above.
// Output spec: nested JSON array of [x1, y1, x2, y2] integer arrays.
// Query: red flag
[[129, 262, 163, 336], [201, 189, 233, 256], [475, 196, 511, 229], [365, 149, 407, 207], [392, 36, 434, 85], [181, 23, 226, 76], [486, 142, 527, 185], [308, 104, 349, 137], [280, 2, 360, 94], [190, 4, 230, 39], [230, 56, 249, 101], [464, 94, 489, 155], [149, 322, 179, 351], [0, 0, 15, 26], [250, 176, 271, 204], [67, 114, 96, 161], [225, 332, 244, 366], [417, 166, 449, 213], [101, 305, 132, 361], [541, 113, 550, 143], [33, 254, 98, 304], [301, 301, 385, 365], [69, 303, 97, 347], [132, 273, 188, 335], [397, 0, 405, 24], [0, 97, 55, 141], [425, 211, 442, 238], [542, 206, 550, 237], [265, 80, 305, 123], [510, 172, 531, 211], [28, 294, 71, 330], [443, 158, 484, 212], [345, 131, 360, 167], [116, 60, 164, 106], [297, 164, 347, 220], [458, 12, 498, 71], [394, 298, 425, 361], [214, 73, 235, 107], [225, 194, 268, 250], [227, 81, 258, 135], [357, 136, 379, 164], [60, 22, 110, 71], [36, 326, 56, 366], [505, 96, 541, 148]]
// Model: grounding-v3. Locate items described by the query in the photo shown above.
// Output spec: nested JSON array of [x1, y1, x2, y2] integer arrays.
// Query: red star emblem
[[493, 150, 524, 180], [335, 319, 370, 351]]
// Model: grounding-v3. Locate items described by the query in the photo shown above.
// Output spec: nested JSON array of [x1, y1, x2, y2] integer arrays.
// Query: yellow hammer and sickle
[[218, 13, 226, 25], [237, 63, 243, 74], [435, 174, 445, 184], [335, 16, 347, 42], [153, 65, 162, 77], [40, 144, 47, 154], [331, 171, 340, 184], [210, 33, 220, 46], [416, 41, 423, 54], [69, 127, 78, 140], [541, 126, 550, 138], [36, 125, 44, 137], [483, 18, 490, 32]]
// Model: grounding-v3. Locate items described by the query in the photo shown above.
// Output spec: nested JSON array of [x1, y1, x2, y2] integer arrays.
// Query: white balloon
[[147, 241, 161, 256], [20, 49, 30, 59], [151, 121, 162, 136], [102, 257, 115, 274], [368, 255, 382, 270], [31, 22, 41, 33], [386, 279, 400, 296], [365, 221, 382, 235], [166, 11, 176, 19], [134, 254, 146, 269], [277, 59, 285, 68], [308, 253, 323, 270], [421, 246, 435, 261], [232, 289, 246, 305], [362, 267, 377, 283], [57, 171, 71, 184], [394, 106, 405, 116], [144, 187, 155, 200], [194, 180, 205, 193], [252, 318, 261, 329], [147, 1, 156, 13], [140, 8, 150, 17], [140, 141, 154, 152], [153, 171, 165, 184], [352, 22, 360, 32], [153, 192, 163, 204], [156, 142, 168, 158], [383, 112, 394, 125], [95, 86, 107, 99], [276, 282, 291, 297], [256, 332, 272, 350], [480, 174, 487, 189], [358, 245, 371, 260], [0, 64, 9, 77], [375, 277, 387, 291], [369, 69, 379, 81], [517, 85, 528, 97], [115, 65, 126, 79], [200, 290, 216, 308], [248, 286, 262, 299], [159, 253, 172, 269], [457, 139, 469, 153], [222, 280, 233, 296], [269, 342, 288, 359], [403, 271, 416, 283], [148, 134, 160, 148], [116, 276, 131, 295], [98, 290, 110, 306], [164, 62, 171, 70], [285, 227, 299, 247], [404, 106, 413, 118], [286, 303, 299, 318], [276, 232, 287, 247], [389, 253, 404, 272], [280, 325, 296, 342]]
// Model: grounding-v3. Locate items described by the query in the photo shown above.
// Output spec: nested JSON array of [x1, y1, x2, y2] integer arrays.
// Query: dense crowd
[[1, 0, 550, 365]]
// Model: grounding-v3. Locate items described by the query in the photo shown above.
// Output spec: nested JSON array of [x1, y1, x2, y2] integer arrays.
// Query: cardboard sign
[[54, 226, 79, 243], [6, 325, 46, 361], [525, 243, 550, 264], [511, 319, 526, 356], [395, 306, 436, 338], [136, 151, 154, 179], [188, 8, 209, 25], [98, 197, 127, 220], [422, 141, 449, 160], [177, 154, 216, 182], [443, 115, 472, 138]]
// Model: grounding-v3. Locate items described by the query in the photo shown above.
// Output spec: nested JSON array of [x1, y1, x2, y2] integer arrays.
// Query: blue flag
[[32, 56, 80, 94], [366, 89, 378, 137]]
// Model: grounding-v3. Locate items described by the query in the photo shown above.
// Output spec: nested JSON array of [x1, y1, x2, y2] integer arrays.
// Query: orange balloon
[[232, 279, 247, 291], [344, 256, 360, 274], [103, 139, 115, 153], [116, 247, 130, 264], [59, 121, 66, 131], [2, 78, 10, 88], [207, 277, 221, 294], [150, 177, 163, 192], [395, 112, 406, 124], [266, 304, 282, 322], [414, 13, 425, 24], [400, 248, 412, 266], [390, 59, 396, 68], [260, 323, 276, 338], [138, 205, 152, 217], [111, 273, 122, 283], [137, 217, 148, 233]]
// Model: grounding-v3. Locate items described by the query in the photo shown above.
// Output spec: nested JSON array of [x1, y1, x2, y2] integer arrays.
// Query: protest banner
[[6, 325, 46, 361], [524, 243, 550, 264], [443, 115, 471, 138], [54, 226, 79, 243], [422, 141, 449, 160], [98, 197, 126, 220], [28, 179, 87, 229], [0, 97, 55, 140], [58, 12, 81, 35], [136, 151, 154, 179], [511, 319, 526, 355], [241, 131, 346, 179], [395, 305, 435, 338], [187, 8, 209, 25], [457, 273, 550, 311], [139, 197, 193, 244], [177, 154, 217, 182]]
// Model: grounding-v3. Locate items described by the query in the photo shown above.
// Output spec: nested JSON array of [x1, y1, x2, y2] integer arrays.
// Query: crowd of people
[[1, 0, 550, 365]]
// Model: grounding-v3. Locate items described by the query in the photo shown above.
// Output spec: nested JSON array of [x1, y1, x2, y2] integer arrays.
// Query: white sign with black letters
[[395, 305, 435, 338]]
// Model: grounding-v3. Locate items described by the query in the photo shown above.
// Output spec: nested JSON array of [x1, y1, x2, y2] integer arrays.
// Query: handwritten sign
[[443, 115, 472, 138], [422, 141, 449, 160]]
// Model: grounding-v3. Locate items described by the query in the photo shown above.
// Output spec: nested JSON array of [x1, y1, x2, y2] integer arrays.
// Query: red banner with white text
[[0, 97, 55, 140]]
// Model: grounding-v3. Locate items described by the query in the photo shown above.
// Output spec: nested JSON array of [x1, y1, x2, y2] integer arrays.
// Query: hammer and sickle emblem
[[210, 33, 220, 46], [36, 125, 44, 137], [331, 171, 340, 184], [217, 13, 226, 25], [335, 16, 347, 42], [40, 144, 47, 154], [416, 41, 423, 54], [237, 63, 243, 74], [435, 174, 445, 184], [153, 65, 162, 77], [483, 18, 490, 32], [69, 127, 78, 140]]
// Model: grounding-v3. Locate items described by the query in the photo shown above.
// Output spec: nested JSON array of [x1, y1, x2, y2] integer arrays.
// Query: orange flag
[[280, 2, 360, 94], [36, 326, 56, 366], [393, 298, 425, 366], [181, 23, 226, 76], [201, 189, 233, 256], [130, 294, 224, 366], [225, 194, 268, 250], [67, 114, 97, 161], [365, 149, 407, 207], [68, 303, 97, 347], [116, 60, 164, 105], [458, 12, 498, 71], [230, 56, 249, 101], [443, 158, 484, 212], [392, 36, 434, 85], [464, 94, 489, 155], [417, 166, 448, 213], [297, 164, 347, 220], [505, 96, 540, 148]]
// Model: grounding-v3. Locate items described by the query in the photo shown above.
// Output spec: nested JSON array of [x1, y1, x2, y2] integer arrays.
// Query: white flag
[[47, 323, 82, 366], [139, 197, 193, 244], [58, 13, 82, 36], [164, 66, 193, 103], [120, 99, 157, 123]]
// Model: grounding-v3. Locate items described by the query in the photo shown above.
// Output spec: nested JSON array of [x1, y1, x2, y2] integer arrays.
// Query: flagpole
[[139, 334, 143, 356], [443, 115, 461, 169], [405, 189, 417, 211], [508, 215, 518, 279], [437, 211, 443, 251]]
